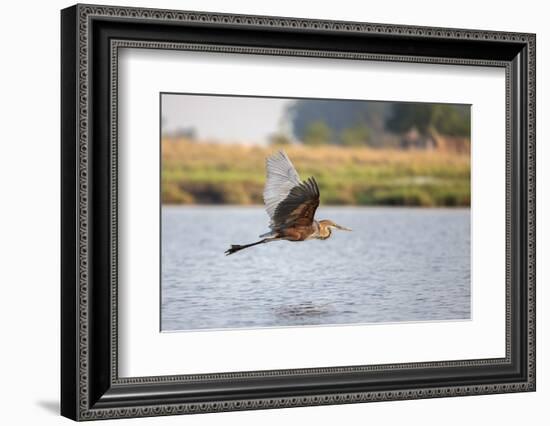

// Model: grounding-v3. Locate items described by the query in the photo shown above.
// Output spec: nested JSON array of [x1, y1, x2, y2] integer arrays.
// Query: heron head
[[319, 219, 352, 232]]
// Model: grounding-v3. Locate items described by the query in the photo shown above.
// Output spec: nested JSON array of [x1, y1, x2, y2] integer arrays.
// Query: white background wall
[[0, 0, 547, 424]]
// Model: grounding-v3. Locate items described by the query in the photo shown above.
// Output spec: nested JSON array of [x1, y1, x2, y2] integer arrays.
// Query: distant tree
[[431, 104, 470, 137], [386, 104, 433, 134], [283, 99, 469, 147], [171, 127, 197, 139], [303, 121, 332, 146], [286, 99, 392, 143], [340, 123, 370, 146], [268, 132, 292, 146], [386, 103, 470, 137]]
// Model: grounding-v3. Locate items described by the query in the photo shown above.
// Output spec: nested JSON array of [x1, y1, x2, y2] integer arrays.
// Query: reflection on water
[[161, 206, 470, 331], [274, 302, 334, 319]]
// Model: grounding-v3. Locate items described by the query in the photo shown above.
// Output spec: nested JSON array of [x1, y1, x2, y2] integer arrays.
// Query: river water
[[161, 206, 470, 331]]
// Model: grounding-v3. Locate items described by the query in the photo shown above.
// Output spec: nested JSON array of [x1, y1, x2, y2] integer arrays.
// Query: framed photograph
[[61, 4, 536, 421]]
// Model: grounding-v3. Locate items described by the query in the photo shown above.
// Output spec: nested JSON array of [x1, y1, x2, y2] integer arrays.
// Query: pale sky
[[161, 93, 294, 144]]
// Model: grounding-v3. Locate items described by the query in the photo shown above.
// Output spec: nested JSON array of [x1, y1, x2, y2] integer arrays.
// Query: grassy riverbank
[[162, 138, 470, 207]]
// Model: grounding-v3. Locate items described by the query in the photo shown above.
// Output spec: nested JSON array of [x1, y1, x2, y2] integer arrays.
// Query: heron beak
[[334, 224, 352, 231]]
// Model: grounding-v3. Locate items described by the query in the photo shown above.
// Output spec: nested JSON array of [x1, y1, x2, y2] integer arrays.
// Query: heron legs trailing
[[224, 238, 268, 255]]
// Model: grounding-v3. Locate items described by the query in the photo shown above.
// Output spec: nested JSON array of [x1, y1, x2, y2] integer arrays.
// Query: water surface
[[161, 206, 470, 331]]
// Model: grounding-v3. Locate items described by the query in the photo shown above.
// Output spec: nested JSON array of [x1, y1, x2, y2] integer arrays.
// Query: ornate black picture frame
[[61, 3, 536, 421]]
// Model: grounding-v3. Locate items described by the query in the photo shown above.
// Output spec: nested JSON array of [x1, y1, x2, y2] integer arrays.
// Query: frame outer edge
[[527, 33, 536, 390], [61, 4, 80, 421], [77, 2, 91, 420], [66, 4, 536, 421]]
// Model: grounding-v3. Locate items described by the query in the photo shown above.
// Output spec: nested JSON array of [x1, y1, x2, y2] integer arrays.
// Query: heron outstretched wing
[[263, 151, 320, 230], [263, 151, 301, 220], [272, 176, 320, 229]]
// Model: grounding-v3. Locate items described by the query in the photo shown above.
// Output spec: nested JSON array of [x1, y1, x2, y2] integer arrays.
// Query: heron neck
[[318, 223, 332, 239]]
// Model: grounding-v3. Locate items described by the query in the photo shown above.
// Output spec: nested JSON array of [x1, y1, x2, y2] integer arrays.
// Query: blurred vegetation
[[303, 121, 333, 146], [340, 123, 370, 147], [386, 103, 470, 137], [162, 138, 470, 207], [268, 132, 292, 146], [286, 100, 470, 148]]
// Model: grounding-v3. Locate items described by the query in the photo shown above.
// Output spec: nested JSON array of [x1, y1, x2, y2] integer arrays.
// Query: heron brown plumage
[[225, 151, 351, 255]]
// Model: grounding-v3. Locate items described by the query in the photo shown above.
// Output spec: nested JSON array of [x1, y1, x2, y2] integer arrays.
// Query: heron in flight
[[225, 151, 351, 255]]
